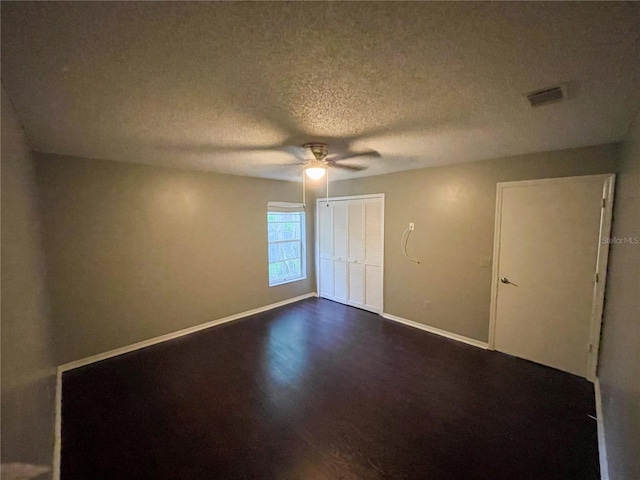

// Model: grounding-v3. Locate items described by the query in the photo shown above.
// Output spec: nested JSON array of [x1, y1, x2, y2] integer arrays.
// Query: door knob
[[500, 277, 518, 287]]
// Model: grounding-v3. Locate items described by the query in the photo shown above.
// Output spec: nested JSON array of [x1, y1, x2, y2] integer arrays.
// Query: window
[[267, 202, 306, 286]]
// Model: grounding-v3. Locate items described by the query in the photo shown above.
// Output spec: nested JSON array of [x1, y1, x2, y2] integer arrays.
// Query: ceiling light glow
[[305, 167, 326, 180]]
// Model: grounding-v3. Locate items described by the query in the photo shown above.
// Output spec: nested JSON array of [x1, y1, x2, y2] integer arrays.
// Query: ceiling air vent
[[526, 84, 568, 107]]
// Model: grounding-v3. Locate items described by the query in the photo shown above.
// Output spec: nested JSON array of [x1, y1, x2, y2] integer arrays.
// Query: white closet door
[[317, 195, 383, 314], [318, 203, 334, 299], [364, 198, 383, 312], [332, 202, 348, 303], [347, 200, 365, 308]]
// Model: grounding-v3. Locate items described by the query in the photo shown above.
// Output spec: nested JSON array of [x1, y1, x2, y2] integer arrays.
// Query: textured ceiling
[[2, 1, 640, 181]]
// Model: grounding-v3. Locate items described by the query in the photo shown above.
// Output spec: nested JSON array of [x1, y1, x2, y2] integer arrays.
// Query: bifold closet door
[[318, 196, 384, 314]]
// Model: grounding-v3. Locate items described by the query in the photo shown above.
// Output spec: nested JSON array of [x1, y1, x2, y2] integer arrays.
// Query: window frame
[[267, 204, 306, 287]]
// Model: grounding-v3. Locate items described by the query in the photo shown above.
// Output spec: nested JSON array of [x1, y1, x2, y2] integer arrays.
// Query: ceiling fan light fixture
[[305, 166, 326, 180]]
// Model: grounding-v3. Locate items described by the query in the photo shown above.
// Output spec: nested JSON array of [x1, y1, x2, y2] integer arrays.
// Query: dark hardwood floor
[[61, 298, 599, 479]]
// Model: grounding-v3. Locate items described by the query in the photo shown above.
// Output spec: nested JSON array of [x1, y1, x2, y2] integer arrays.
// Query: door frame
[[316, 193, 385, 314], [488, 174, 615, 381]]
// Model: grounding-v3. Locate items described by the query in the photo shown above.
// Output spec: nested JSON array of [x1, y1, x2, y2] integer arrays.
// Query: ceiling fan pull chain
[[302, 172, 306, 208], [326, 167, 330, 206]]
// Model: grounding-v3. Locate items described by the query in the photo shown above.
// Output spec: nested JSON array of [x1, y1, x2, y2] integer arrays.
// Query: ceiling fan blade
[[158, 142, 308, 161], [160, 143, 273, 154], [328, 162, 368, 171], [282, 145, 310, 160], [341, 117, 469, 149], [328, 150, 381, 162]]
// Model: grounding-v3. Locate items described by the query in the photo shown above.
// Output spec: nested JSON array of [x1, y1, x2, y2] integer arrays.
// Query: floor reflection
[[263, 313, 310, 388]]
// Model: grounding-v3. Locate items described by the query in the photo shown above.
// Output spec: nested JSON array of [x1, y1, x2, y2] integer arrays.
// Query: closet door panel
[[347, 200, 365, 308], [348, 200, 364, 261], [333, 202, 348, 260], [334, 261, 348, 303], [318, 201, 334, 299], [332, 201, 348, 303], [365, 264, 383, 312], [319, 258, 334, 298], [318, 203, 333, 257], [348, 263, 365, 307], [365, 199, 383, 266], [364, 198, 383, 313]]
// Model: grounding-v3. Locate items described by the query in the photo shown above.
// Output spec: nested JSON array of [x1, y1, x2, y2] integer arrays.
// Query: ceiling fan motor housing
[[303, 142, 329, 162]]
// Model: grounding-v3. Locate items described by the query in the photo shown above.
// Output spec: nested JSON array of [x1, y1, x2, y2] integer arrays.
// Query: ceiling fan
[[159, 91, 448, 183], [284, 141, 381, 207], [161, 137, 382, 180], [296, 142, 378, 180]]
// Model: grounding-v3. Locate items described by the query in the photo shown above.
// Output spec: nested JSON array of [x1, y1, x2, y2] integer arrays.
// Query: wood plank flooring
[[61, 298, 599, 479]]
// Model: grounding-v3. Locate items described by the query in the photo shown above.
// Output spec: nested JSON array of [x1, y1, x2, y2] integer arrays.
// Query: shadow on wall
[[0, 374, 56, 480], [1, 87, 57, 480]]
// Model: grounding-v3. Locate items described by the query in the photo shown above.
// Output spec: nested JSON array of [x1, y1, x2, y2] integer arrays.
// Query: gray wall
[[34, 154, 316, 365], [599, 114, 640, 480], [1, 88, 55, 476], [326, 144, 618, 342]]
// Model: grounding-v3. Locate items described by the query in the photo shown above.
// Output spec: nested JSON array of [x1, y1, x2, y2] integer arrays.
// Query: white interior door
[[490, 175, 613, 378]]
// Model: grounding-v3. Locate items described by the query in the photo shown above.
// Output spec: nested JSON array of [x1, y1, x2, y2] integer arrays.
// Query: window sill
[[269, 276, 306, 287]]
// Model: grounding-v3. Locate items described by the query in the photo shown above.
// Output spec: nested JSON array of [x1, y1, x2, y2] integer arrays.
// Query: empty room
[[2, 2, 639, 480]]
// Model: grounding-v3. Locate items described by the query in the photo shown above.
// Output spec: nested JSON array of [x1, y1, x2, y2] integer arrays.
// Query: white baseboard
[[381, 312, 489, 350], [594, 377, 610, 480], [53, 292, 317, 480], [58, 292, 317, 373]]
